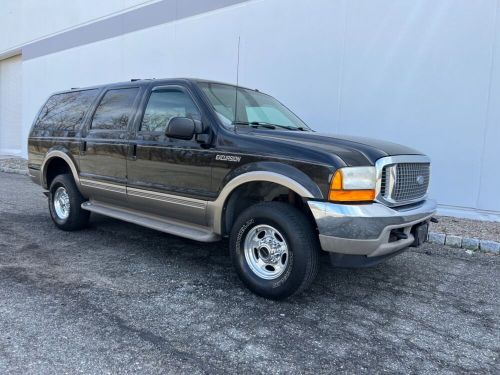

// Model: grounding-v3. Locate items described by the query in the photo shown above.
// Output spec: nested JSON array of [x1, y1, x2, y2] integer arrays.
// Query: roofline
[[52, 77, 259, 96]]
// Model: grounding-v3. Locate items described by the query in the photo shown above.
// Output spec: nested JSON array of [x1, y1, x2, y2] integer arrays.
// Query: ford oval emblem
[[416, 175, 425, 185]]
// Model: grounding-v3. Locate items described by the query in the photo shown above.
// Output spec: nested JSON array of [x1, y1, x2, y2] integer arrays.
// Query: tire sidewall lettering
[[235, 218, 255, 251], [236, 217, 293, 289], [272, 250, 293, 288]]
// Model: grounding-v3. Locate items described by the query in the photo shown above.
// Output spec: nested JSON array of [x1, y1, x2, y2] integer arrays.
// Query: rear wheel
[[230, 202, 320, 300], [48, 174, 89, 231]]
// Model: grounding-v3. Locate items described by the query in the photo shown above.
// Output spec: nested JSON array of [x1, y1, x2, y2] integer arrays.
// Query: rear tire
[[48, 174, 90, 231], [229, 202, 320, 300]]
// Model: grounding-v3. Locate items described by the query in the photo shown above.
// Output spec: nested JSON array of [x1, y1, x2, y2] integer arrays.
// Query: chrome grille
[[381, 162, 430, 204], [380, 167, 387, 196]]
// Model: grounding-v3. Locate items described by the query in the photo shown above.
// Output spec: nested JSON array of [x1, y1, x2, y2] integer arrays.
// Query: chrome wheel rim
[[243, 224, 289, 280], [53, 186, 70, 220]]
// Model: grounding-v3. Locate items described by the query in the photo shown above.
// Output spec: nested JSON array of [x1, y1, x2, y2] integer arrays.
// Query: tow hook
[[393, 231, 408, 240]]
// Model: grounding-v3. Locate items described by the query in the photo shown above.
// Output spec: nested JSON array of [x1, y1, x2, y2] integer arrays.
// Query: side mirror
[[165, 117, 195, 140]]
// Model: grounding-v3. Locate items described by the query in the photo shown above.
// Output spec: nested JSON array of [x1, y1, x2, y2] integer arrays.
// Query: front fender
[[208, 162, 324, 234], [217, 161, 324, 199]]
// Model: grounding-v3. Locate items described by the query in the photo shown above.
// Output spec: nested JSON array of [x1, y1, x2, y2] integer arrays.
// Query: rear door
[[126, 84, 213, 225], [79, 86, 142, 204]]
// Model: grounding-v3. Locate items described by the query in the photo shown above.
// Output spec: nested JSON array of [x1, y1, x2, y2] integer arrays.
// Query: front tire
[[230, 202, 320, 300], [48, 174, 90, 231]]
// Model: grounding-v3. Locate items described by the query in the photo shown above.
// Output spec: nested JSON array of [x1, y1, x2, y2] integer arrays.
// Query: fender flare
[[208, 168, 323, 235], [40, 150, 80, 189]]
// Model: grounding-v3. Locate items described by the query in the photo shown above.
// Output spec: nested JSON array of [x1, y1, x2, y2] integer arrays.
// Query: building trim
[[437, 204, 500, 223], [22, 0, 250, 61], [0, 148, 23, 157], [0, 49, 22, 61]]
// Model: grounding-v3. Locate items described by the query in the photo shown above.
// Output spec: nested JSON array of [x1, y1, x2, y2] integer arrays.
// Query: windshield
[[197, 82, 310, 130]]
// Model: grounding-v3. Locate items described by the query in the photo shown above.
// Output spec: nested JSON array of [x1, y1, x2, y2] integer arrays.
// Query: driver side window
[[141, 89, 200, 132]]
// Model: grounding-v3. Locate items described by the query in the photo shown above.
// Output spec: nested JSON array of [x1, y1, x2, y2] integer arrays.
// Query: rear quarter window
[[34, 89, 99, 132]]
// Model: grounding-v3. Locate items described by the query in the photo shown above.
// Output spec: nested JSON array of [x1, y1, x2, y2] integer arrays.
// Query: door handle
[[130, 143, 137, 160]]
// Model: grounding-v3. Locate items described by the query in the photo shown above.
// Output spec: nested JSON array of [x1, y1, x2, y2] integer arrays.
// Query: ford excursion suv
[[28, 78, 436, 299]]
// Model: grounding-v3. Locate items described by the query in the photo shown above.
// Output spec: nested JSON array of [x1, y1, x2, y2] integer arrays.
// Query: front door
[[79, 86, 141, 205], [126, 85, 213, 225]]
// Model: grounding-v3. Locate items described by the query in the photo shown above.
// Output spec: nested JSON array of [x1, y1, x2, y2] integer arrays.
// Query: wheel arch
[[209, 166, 323, 236], [41, 150, 80, 189]]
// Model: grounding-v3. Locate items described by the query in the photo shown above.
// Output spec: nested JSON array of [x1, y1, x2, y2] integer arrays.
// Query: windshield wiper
[[232, 121, 276, 129], [233, 121, 307, 131], [275, 124, 308, 131]]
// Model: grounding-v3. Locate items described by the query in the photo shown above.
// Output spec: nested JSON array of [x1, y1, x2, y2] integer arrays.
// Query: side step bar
[[81, 201, 220, 242]]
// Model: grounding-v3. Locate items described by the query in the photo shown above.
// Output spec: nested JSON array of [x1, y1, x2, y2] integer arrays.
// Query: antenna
[[234, 36, 241, 124], [236, 36, 241, 86]]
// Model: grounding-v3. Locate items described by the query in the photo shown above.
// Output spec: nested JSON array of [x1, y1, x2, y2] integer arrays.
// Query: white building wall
[[0, 55, 23, 155], [3, 0, 500, 220]]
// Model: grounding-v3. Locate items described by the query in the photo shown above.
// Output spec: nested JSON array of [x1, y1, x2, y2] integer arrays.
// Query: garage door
[[0, 54, 22, 155]]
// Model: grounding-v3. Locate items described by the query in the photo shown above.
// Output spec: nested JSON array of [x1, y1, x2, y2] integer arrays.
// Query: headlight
[[328, 166, 376, 202]]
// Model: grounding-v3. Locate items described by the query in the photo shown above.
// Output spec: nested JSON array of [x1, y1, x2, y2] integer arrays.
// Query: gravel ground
[[0, 157, 28, 175], [431, 216, 500, 243], [0, 172, 499, 374]]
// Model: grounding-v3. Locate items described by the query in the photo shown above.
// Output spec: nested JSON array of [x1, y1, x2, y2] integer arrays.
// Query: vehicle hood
[[247, 130, 423, 166]]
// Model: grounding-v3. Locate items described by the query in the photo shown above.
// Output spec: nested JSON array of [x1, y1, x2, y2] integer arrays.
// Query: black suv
[[28, 78, 436, 299]]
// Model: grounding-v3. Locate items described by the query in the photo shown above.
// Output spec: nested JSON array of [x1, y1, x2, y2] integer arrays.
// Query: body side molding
[[80, 178, 126, 194], [127, 187, 206, 209]]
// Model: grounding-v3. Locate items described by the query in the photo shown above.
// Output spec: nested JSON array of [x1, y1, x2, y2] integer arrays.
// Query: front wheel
[[230, 202, 320, 300]]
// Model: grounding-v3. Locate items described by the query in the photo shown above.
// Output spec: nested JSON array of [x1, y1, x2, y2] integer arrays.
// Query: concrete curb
[[428, 232, 500, 254]]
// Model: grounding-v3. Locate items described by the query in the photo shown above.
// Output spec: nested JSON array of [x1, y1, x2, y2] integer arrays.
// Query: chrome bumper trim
[[308, 199, 437, 257]]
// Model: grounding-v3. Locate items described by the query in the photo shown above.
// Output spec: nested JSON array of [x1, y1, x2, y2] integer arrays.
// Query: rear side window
[[91, 88, 140, 130], [35, 89, 99, 131], [141, 89, 200, 132]]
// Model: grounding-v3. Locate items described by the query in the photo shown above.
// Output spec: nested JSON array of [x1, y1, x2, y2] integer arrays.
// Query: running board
[[81, 201, 220, 242]]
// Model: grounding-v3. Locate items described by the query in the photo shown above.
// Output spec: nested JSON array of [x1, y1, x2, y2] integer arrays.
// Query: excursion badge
[[215, 154, 241, 163]]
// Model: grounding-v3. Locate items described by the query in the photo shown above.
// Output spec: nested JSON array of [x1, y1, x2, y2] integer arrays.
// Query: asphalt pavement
[[0, 172, 498, 374]]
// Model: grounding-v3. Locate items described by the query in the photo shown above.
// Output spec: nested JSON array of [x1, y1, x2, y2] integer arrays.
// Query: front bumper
[[307, 199, 437, 257]]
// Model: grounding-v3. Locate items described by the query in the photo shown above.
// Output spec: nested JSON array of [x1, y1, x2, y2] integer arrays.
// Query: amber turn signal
[[328, 189, 375, 202], [328, 169, 376, 203]]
